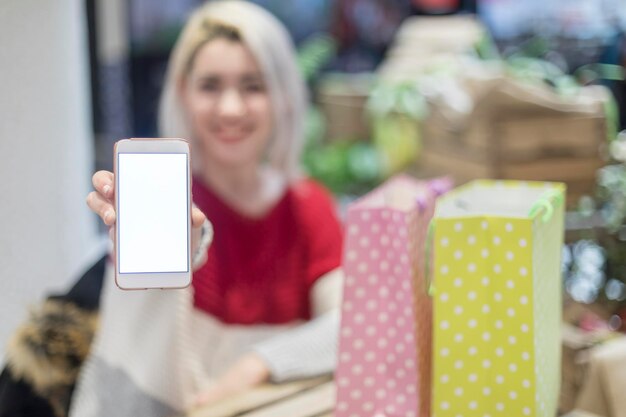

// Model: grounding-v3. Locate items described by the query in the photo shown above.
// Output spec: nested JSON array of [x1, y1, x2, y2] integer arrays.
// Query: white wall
[[0, 0, 102, 360]]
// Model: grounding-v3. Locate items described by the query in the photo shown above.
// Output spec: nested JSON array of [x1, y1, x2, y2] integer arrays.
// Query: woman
[[74, 1, 343, 415]]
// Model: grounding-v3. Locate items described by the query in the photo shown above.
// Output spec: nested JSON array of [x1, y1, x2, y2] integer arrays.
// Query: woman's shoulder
[[290, 178, 335, 207], [287, 178, 342, 231]]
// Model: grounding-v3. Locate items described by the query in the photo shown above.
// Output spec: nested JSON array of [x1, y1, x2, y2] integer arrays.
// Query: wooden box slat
[[495, 117, 605, 160]]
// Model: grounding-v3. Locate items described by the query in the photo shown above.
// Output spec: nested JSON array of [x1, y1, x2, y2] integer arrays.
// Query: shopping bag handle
[[416, 177, 452, 211], [429, 176, 453, 198], [528, 189, 564, 222]]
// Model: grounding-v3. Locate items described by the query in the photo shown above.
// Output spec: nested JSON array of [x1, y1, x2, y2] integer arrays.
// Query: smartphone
[[114, 138, 192, 289]]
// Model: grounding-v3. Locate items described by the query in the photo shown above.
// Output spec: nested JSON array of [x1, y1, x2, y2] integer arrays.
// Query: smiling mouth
[[214, 131, 247, 143], [217, 135, 244, 142]]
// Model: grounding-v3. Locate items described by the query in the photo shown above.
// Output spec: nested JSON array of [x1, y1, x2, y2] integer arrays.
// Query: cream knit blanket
[[69, 265, 298, 417]]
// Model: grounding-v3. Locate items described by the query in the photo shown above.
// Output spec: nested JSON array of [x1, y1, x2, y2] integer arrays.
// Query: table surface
[[186, 373, 601, 417], [187, 375, 335, 417]]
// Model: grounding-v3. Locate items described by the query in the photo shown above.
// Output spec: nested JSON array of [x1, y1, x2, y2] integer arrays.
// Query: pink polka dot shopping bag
[[336, 175, 451, 417]]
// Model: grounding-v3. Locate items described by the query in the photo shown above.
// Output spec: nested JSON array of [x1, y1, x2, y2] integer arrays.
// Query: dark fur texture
[[5, 299, 97, 417]]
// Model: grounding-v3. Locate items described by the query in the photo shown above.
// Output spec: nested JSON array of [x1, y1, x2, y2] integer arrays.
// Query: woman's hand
[[193, 352, 270, 408], [86, 170, 207, 248]]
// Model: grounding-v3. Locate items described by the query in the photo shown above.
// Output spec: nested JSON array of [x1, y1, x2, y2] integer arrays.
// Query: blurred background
[[1, 0, 626, 410]]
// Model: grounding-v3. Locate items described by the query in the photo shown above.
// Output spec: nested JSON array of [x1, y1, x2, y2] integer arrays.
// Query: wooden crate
[[315, 74, 372, 142], [417, 111, 607, 208], [316, 92, 369, 142]]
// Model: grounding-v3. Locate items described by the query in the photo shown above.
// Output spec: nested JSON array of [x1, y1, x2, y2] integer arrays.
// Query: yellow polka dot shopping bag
[[336, 175, 451, 417], [432, 180, 565, 417]]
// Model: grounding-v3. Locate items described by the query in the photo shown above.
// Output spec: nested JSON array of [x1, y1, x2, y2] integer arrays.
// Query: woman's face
[[181, 38, 273, 169]]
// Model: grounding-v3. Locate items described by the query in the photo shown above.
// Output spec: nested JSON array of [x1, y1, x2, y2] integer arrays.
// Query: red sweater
[[191, 177, 343, 325]]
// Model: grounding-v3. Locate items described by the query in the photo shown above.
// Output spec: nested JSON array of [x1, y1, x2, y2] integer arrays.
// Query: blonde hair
[[158, 0, 307, 181]]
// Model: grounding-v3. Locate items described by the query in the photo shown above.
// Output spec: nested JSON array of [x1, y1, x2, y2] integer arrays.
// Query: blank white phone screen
[[118, 153, 189, 274]]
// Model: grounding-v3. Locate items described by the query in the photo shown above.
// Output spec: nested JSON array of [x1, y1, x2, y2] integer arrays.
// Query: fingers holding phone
[[191, 207, 206, 229], [87, 170, 116, 225]]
